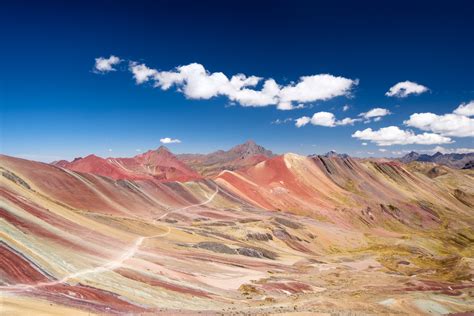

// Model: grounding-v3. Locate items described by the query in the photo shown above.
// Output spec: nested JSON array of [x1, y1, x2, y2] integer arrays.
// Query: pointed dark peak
[[399, 151, 420, 163], [404, 151, 420, 159], [231, 140, 274, 157]]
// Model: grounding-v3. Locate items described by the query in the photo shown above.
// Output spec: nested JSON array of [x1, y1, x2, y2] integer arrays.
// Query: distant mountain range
[[52, 140, 275, 180], [399, 151, 474, 169], [51, 143, 474, 183]]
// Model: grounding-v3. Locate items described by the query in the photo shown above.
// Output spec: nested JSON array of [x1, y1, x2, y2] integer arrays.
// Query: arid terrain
[[1, 142, 473, 315]]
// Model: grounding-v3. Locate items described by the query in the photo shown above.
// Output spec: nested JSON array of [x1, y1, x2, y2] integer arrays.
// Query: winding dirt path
[[1, 185, 219, 292]]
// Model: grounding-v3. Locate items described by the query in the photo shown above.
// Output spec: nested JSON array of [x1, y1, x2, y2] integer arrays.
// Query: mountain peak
[[321, 151, 349, 159], [400, 151, 474, 168], [156, 145, 171, 153], [400, 151, 420, 163], [83, 154, 103, 161], [231, 140, 273, 156], [178, 140, 274, 176], [244, 139, 256, 146], [56, 145, 199, 182]]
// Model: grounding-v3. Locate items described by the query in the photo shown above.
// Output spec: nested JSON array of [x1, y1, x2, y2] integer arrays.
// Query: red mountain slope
[[53, 147, 200, 182]]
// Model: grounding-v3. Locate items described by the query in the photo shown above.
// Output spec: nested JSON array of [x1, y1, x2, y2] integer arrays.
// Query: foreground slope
[[1, 154, 474, 315]]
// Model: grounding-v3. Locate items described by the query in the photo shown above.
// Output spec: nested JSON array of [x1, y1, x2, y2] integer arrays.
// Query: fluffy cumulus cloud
[[310, 112, 338, 127], [295, 116, 311, 128], [152, 62, 357, 110], [130, 62, 158, 84], [295, 111, 361, 127], [97, 56, 358, 110], [453, 100, 474, 117], [385, 81, 429, 98], [404, 102, 474, 137], [352, 126, 452, 146], [337, 117, 360, 126], [160, 137, 181, 144], [276, 75, 357, 109], [94, 55, 121, 73], [360, 107, 391, 119]]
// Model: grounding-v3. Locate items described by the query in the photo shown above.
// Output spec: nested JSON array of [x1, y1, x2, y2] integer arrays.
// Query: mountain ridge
[[399, 151, 474, 169], [52, 146, 201, 182], [2, 150, 474, 314], [177, 140, 275, 176]]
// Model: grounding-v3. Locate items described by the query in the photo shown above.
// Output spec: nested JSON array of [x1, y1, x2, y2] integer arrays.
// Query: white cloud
[[295, 111, 361, 128], [277, 75, 357, 109], [337, 117, 360, 126], [94, 55, 121, 73], [403, 101, 474, 138], [385, 81, 429, 98], [360, 107, 391, 119], [379, 148, 387, 152], [404, 112, 474, 137], [362, 142, 368, 146], [352, 126, 452, 146], [100, 57, 358, 110], [453, 100, 474, 117], [342, 105, 350, 112], [295, 116, 311, 128], [311, 112, 337, 127], [129, 62, 159, 84], [160, 137, 181, 144]]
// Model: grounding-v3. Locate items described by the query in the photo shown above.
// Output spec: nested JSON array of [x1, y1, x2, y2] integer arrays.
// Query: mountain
[[399, 151, 420, 163], [4, 148, 474, 314], [216, 153, 474, 220], [53, 146, 200, 182], [50, 159, 71, 168], [177, 140, 275, 176], [2, 153, 474, 315], [400, 151, 474, 168], [310, 150, 350, 159]]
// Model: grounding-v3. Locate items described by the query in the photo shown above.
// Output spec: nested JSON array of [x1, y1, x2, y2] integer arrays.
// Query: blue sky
[[1, 0, 473, 161]]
